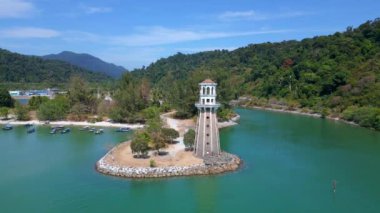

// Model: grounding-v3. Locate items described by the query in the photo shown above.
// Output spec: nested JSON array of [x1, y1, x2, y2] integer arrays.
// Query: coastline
[[246, 105, 358, 126], [0, 119, 144, 129], [218, 114, 240, 129]]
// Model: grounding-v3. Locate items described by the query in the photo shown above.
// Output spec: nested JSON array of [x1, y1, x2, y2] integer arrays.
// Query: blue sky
[[0, 0, 379, 70]]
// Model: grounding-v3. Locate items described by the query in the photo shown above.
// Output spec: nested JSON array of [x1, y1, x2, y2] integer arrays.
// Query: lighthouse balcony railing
[[199, 94, 217, 97], [195, 103, 221, 108]]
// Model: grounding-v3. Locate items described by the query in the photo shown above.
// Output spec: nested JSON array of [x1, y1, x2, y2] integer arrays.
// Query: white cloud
[[219, 10, 266, 21], [218, 10, 309, 21], [0, 0, 36, 18], [82, 6, 112, 14], [109, 26, 292, 46], [0, 27, 60, 38]]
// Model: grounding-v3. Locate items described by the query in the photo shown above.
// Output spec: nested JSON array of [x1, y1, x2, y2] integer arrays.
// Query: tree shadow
[[167, 140, 179, 144], [133, 154, 150, 159], [158, 151, 169, 156]]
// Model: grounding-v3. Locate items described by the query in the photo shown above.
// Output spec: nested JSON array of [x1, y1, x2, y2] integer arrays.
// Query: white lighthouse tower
[[194, 79, 221, 158]]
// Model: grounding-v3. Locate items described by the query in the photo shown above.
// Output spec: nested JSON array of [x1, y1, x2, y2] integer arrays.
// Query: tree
[[130, 131, 150, 158], [28, 96, 49, 110], [184, 129, 195, 150], [110, 73, 148, 123], [161, 128, 179, 143], [144, 107, 163, 134], [70, 103, 88, 121], [0, 88, 14, 108], [150, 131, 166, 155], [0, 107, 9, 119], [142, 106, 160, 120], [14, 103, 30, 121], [37, 96, 70, 121], [68, 76, 97, 115]]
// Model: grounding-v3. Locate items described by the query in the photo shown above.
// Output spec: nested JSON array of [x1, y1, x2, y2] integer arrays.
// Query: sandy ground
[[160, 111, 195, 135], [102, 111, 204, 168], [103, 142, 203, 167]]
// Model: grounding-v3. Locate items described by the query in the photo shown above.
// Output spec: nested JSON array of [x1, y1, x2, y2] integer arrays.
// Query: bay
[[0, 108, 379, 212]]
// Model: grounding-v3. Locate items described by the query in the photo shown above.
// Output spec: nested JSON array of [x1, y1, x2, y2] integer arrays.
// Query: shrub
[[15, 104, 30, 121], [342, 106, 358, 121], [28, 96, 49, 110], [37, 96, 70, 121], [320, 108, 329, 119], [149, 159, 157, 168], [217, 107, 234, 122], [0, 107, 9, 119], [342, 106, 380, 130], [184, 129, 195, 150], [0, 88, 14, 108], [162, 128, 179, 143], [174, 110, 192, 119]]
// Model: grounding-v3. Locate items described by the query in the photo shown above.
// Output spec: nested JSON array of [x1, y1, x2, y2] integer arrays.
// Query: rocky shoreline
[[96, 152, 241, 179], [218, 114, 240, 129], [248, 106, 359, 126]]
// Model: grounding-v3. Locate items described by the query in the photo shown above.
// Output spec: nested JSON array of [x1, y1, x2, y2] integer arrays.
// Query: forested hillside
[[0, 49, 112, 84], [43, 51, 127, 78], [130, 18, 380, 129]]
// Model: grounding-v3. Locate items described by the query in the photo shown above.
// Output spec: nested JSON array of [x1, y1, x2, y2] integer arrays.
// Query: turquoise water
[[15, 99, 29, 105], [0, 108, 380, 212]]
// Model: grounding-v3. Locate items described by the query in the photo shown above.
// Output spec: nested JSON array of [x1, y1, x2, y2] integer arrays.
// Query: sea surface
[[0, 108, 379, 212]]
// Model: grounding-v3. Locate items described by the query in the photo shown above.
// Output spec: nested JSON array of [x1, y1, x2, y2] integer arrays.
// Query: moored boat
[[61, 128, 71, 134], [116, 127, 130, 132], [95, 129, 104, 134], [50, 128, 57, 134], [80, 126, 90, 131], [2, 124, 13, 131], [27, 127, 36, 134], [52, 125, 65, 130]]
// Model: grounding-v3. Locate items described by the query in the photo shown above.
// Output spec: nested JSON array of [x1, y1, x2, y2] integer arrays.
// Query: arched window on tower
[[202, 87, 205, 95], [211, 87, 214, 95], [206, 87, 210, 95]]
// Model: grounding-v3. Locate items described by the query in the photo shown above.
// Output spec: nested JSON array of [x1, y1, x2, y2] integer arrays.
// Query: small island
[[96, 79, 241, 178]]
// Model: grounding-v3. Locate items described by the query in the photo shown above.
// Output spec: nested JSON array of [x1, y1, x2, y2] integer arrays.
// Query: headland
[[95, 112, 241, 178]]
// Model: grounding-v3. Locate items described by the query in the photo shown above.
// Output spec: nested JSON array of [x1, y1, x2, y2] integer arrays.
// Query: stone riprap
[[96, 152, 241, 178]]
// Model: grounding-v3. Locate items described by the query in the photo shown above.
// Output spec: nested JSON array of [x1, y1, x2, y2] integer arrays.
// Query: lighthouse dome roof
[[202, 79, 215, 83]]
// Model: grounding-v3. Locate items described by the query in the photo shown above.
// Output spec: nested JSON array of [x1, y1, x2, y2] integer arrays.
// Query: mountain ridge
[[43, 51, 127, 78], [0, 48, 112, 84]]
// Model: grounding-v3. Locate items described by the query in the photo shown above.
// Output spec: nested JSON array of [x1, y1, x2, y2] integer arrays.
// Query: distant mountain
[[0, 48, 112, 84], [43, 51, 127, 78]]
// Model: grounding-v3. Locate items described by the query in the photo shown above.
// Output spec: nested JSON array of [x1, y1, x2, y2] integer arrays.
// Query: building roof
[[202, 79, 215, 83]]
